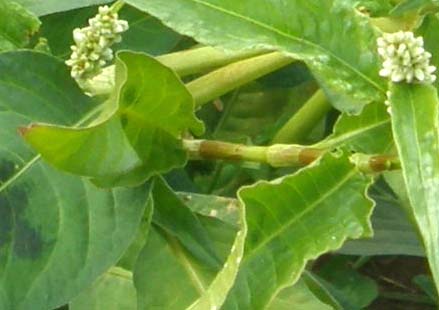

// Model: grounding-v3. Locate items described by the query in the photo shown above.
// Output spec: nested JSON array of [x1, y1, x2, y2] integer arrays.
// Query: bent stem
[[183, 139, 400, 173], [272, 89, 332, 144]]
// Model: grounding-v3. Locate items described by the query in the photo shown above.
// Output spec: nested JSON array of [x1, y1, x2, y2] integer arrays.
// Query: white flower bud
[[66, 5, 129, 83], [377, 31, 436, 84]]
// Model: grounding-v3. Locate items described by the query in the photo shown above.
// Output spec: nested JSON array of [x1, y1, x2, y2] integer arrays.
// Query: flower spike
[[377, 31, 436, 84], [65, 5, 129, 84]]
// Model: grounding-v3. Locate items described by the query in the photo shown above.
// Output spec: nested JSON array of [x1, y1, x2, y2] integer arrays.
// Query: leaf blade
[[389, 83, 439, 294]]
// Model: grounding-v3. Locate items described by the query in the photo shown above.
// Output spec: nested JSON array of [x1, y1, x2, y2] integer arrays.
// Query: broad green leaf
[[222, 153, 374, 309], [317, 102, 392, 153], [389, 83, 439, 294], [22, 51, 204, 187], [40, 5, 181, 59], [70, 267, 137, 310], [0, 50, 151, 310], [0, 0, 40, 51], [134, 180, 247, 310], [14, 0, 112, 16], [127, 0, 386, 113]]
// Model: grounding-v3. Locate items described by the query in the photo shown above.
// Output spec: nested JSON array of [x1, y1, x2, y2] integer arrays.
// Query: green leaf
[[13, 0, 112, 16], [134, 179, 247, 310], [40, 5, 181, 59], [22, 51, 204, 187], [417, 14, 439, 90], [315, 256, 378, 309], [389, 83, 439, 295], [127, 0, 386, 113], [222, 153, 374, 309], [317, 102, 392, 154], [267, 279, 333, 310], [70, 268, 137, 310], [0, 0, 40, 51], [390, 0, 438, 16], [0, 50, 151, 310], [340, 180, 423, 257], [413, 274, 438, 302]]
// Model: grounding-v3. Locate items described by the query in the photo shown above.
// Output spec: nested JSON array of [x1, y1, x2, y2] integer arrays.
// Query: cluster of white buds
[[65, 5, 129, 83], [377, 31, 436, 84]]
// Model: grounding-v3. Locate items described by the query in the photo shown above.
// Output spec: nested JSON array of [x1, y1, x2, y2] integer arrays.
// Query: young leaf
[[127, 0, 386, 113], [134, 180, 247, 310], [22, 51, 204, 187], [0, 0, 40, 51], [0, 51, 151, 310], [222, 153, 374, 309], [389, 83, 439, 295]]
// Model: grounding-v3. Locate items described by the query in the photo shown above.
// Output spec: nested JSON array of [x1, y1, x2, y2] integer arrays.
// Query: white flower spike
[[65, 5, 129, 83], [377, 31, 436, 84]]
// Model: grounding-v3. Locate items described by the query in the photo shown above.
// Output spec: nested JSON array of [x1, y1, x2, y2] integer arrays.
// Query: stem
[[183, 139, 400, 173], [110, 0, 125, 13], [85, 47, 270, 96], [272, 89, 332, 144], [187, 52, 295, 107], [157, 47, 266, 77]]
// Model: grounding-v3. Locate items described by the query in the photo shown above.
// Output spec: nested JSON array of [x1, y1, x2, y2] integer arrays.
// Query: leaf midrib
[[242, 167, 358, 264], [167, 231, 208, 295], [186, 0, 385, 94]]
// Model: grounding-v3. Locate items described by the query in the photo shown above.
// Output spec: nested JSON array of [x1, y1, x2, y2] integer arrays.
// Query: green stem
[[272, 89, 332, 144], [85, 47, 270, 96], [157, 47, 266, 77], [110, 0, 125, 13], [187, 52, 295, 107], [183, 139, 400, 173]]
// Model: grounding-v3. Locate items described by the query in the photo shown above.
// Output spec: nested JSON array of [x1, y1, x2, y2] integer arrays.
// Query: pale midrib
[[168, 233, 207, 295], [398, 90, 439, 277], [187, 0, 385, 93], [242, 168, 358, 264]]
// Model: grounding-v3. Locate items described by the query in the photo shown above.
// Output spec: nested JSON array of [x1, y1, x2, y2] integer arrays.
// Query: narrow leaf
[[389, 83, 439, 294]]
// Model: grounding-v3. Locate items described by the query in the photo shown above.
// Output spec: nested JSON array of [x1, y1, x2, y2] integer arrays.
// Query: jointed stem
[[183, 139, 400, 173]]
